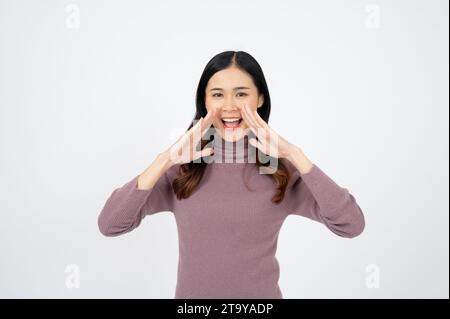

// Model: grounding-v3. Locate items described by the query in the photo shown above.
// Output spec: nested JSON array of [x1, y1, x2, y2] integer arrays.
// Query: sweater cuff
[[128, 174, 154, 199], [112, 175, 154, 210]]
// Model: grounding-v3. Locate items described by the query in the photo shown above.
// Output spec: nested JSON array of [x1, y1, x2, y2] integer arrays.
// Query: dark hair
[[172, 51, 290, 203]]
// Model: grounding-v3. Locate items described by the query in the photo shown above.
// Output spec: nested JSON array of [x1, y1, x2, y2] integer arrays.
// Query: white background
[[0, 0, 448, 298]]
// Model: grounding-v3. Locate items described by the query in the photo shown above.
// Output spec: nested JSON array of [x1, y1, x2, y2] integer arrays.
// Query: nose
[[220, 97, 242, 113]]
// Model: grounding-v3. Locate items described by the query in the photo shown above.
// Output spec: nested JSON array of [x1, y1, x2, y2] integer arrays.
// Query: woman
[[98, 51, 365, 299]]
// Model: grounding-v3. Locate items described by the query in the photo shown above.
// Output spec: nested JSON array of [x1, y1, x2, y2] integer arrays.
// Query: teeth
[[222, 118, 240, 122]]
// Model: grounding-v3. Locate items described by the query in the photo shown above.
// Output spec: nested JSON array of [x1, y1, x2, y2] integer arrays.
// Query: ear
[[257, 94, 264, 108]]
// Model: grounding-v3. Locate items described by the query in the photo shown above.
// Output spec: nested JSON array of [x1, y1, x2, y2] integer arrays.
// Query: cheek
[[205, 98, 219, 111], [243, 96, 258, 108]]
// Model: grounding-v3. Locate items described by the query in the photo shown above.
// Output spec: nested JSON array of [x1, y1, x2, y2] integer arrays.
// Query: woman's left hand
[[241, 103, 294, 159], [241, 103, 314, 175]]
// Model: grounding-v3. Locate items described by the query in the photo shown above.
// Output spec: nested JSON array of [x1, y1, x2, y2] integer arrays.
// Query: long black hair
[[172, 51, 290, 203], [195, 51, 271, 122]]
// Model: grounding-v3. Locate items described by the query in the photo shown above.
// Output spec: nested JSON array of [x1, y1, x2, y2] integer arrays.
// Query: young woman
[[98, 51, 365, 299]]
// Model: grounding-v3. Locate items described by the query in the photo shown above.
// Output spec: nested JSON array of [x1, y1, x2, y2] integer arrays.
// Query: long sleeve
[[283, 163, 365, 238], [98, 171, 175, 237]]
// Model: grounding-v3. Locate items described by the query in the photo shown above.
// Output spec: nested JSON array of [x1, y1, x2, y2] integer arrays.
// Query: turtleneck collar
[[210, 133, 250, 163]]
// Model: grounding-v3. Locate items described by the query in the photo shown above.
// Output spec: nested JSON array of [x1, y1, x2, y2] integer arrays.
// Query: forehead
[[206, 67, 256, 90]]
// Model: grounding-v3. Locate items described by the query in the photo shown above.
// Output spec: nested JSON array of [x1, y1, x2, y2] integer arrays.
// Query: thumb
[[200, 147, 215, 157]]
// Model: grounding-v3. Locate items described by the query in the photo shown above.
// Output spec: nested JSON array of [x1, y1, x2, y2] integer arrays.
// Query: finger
[[241, 104, 255, 128], [176, 118, 202, 161], [202, 108, 217, 136], [199, 147, 215, 158], [192, 116, 203, 133], [243, 104, 268, 142], [247, 106, 273, 143], [191, 147, 214, 163], [241, 111, 258, 137], [255, 126, 270, 147], [182, 117, 202, 139], [246, 125, 258, 137], [249, 137, 266, 154], [180, 117, 203, 145], [190, 118, 203, 154], [245, 104, 265, 128], [245, 105, 268, 140], [202, 108, 216, 129], [172, 119, 202, 163], [241, 103, 259, 132], [251, 107, 268, 128]]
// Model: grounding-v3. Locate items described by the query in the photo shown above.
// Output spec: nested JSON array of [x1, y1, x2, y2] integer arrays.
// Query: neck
[[211, 133, 250, 163]]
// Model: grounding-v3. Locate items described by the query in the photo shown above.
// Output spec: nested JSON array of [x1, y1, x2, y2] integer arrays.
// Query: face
[[205, 66, 264, 142]]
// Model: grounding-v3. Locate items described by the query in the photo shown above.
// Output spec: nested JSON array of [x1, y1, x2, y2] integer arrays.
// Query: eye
[[236, 92, 248, 97], [212, 93, 223, 97]]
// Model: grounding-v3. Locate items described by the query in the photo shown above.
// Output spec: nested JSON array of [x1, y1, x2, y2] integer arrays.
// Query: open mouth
[[221, 117, 243, 129]]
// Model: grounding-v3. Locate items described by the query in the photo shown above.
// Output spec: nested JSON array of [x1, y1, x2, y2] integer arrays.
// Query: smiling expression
[[205, 66, 264, 142]]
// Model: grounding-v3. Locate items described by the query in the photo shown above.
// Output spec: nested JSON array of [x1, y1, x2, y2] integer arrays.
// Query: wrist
[[158, 151, 174, 171], [285, 144, 314, 175], [285, 143, 303, 161]]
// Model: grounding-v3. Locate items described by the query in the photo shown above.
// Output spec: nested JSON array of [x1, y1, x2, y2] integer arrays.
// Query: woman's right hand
[[137, 109, 217, 190], [164, 108, 217, 166]]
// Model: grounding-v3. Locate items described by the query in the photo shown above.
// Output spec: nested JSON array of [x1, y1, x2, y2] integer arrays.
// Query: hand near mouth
[[166, 108, 217, 165], [241, 103, 293, 159]]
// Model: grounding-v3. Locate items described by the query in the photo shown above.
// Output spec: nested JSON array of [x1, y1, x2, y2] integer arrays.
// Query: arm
[[283, 147, 365, 238], [240, 104, 365, 238], [98, 152, 175, 237], [98, 109, 216, 237]]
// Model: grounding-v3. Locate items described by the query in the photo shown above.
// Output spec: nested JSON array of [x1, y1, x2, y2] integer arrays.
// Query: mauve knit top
[[98, 134, 365, 299]]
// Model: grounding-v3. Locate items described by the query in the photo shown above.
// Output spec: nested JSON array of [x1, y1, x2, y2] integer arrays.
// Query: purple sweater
[[98, 135, 365, 298]]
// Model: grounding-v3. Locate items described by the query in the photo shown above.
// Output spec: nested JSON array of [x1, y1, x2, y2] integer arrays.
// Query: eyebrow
[[209, 86, 251, 91]]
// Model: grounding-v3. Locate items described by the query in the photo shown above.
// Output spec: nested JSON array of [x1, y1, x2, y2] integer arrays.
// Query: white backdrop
[[0, 0, 448, 298]]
